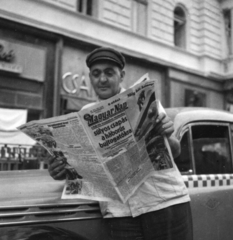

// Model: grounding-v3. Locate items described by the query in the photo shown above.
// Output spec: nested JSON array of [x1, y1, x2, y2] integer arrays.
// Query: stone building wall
[[100, 0, 224, 59]]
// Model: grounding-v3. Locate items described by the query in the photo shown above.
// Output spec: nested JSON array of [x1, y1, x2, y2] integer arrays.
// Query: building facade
[[0, 0, 233, 122]]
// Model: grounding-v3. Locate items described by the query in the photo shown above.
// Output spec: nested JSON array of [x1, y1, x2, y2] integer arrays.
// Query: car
[[167, 107, 233, 240], [0, 107, 233, 240]]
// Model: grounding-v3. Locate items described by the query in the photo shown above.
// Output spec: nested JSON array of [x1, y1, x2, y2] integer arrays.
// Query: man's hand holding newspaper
[[48, 153, 66, 180]]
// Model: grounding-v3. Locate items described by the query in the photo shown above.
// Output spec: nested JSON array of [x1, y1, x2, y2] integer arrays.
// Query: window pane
[[192, 125, 232, 174], [223, 10, 232, 55], [77, 0, 93, 15], [174, 6, 186, 48], [137, 3, 147, 35], [86, 0, 93, 16], [42, 0, 77, 11], [133, 0, 147, 36]]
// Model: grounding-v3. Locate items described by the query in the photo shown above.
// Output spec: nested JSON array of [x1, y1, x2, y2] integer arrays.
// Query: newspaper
[[18, 75, 173, 203]]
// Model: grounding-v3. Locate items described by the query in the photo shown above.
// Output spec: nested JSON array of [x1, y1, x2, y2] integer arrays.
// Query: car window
[[192, 125, 232, 174], [175, 123, 233, 175], [175, 130, 194, 174]]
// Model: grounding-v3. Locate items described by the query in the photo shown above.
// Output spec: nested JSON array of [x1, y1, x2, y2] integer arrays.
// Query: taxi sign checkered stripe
[[182, 174, 233, 188]]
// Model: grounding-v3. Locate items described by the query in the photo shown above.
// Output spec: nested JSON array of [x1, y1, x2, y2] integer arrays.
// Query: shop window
[[184, 89, 206, 107], [132, 0, 148, 36], [174, 6, 186, 48], [0, 108, 46, 172], [223, 9, 232, 56], [27, 110, 41, 122]]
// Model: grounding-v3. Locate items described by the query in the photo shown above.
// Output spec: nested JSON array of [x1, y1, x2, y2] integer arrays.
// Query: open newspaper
[[18, 74, 173, 203]]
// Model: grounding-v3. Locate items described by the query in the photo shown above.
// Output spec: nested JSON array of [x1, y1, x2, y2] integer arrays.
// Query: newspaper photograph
[[130, 80, 174, 171], [18, 74, 174, 203], [18, 113, 119, 202]]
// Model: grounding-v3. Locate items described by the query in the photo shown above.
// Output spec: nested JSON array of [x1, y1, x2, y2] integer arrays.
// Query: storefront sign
[[0, 61, 22, 74], [0, 45, 15, 62], [0, 41, 22, 74], [62, 72, 90, 96]]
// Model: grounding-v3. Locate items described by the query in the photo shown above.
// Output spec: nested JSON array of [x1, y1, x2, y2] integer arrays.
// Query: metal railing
[[0, 144, 50, 171]]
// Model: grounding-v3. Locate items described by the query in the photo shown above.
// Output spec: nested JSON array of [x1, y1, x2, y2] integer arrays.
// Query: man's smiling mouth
[[99, 87, 109, 90]]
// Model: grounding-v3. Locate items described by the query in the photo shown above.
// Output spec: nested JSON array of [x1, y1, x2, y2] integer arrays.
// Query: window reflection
[[192, 125, 232, 175]]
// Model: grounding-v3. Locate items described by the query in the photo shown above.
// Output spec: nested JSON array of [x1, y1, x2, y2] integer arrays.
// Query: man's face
[[89, 61, 125, 100]]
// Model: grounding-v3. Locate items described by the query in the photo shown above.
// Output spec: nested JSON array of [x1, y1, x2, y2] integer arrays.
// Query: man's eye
[[105, 71, 114, 76], [91, 71, 100, 77]]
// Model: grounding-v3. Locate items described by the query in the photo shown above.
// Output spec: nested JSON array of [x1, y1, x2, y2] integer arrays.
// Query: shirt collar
[[97, 87, 126, 102]]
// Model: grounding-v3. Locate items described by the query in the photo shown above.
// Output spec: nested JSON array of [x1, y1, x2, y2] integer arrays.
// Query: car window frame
[[177, 121, 233, 175]]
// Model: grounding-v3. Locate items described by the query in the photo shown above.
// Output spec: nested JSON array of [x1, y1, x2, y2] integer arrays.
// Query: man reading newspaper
[[48, 47, 193, 240]]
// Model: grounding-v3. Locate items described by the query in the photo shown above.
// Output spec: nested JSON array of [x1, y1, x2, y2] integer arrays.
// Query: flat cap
[[86, 47, 125, 69]]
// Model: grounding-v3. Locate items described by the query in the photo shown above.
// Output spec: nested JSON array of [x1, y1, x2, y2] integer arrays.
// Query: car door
[[175, 121, 233, 240]]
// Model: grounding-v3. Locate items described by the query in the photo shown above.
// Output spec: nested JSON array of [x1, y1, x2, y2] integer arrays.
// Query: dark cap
[[86, 47, 125, 69]]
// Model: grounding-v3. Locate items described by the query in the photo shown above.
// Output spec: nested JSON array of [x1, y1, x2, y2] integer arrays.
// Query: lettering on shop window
[[0, 42, 22, 74], [0, 44, 15, 62], [62, 72, 90, 96], [80, 74, 89, 93]]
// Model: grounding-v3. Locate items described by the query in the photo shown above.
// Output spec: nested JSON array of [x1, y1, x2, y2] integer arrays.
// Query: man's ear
[[89, 72, 92, 82], [120, 70, 125, 81]]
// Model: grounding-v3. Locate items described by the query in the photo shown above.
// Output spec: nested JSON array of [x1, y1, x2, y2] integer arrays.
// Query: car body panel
[[166, 107, 233, 140], [1, 226, 91, 240], [0, 170, 106, 239], [187, 185, 233, 240]]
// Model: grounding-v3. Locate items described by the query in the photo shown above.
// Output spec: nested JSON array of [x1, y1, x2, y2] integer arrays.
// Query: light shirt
[[81, 87, 126, 110], [81, 87, 190, 218]]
